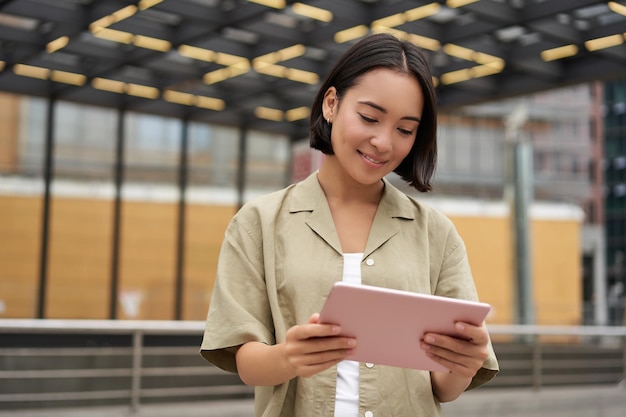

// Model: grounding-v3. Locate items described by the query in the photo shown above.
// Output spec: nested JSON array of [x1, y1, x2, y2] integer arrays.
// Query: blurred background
[[0, 0, 625, 415]]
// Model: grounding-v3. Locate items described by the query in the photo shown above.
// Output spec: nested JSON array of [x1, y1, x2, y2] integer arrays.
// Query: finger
[[453, 322, 489, 344], [308, 313, 320, 324], [421, 337, 487, 377], [425, 351, 476, 378], [421, 334, 488, 363], [291, 335, 355, 359], [289, 322, 342, 341], [287, 342, 355, 376], [294, 356, 345, 378]]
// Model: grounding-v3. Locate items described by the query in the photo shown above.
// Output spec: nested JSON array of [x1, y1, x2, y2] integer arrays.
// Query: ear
[[322, 87, 337, 123]]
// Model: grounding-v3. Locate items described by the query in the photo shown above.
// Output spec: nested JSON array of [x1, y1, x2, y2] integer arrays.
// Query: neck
[[317, 157, 384, 204]]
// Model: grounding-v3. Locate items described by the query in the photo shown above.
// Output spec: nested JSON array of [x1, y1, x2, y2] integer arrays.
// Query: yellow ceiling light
[[334, 25, 369, 43], [46, 36, 69, 53], [196, 96, 225, 111], [178, 45, 216, 62], [255, 44, 306, 68], [447, 0, 480, 8], [285, 106, 309, 121], [163, 90, 195, 106], [408, 33, 441, 51], [292, 3, 332, 22], [443, 44, 503, 67], [227, 61, 251, 79], [404, 3, 441, 21], [13, 64, 50, 80], [51, 70, 86, 86], [443, 43, 475, 61], [92, 28, 134, 44], [372, 3, 441, 31], [472, 60, 505, 77], [134, 35, 171, 52], [89, 15, 116, 32], [139, 0, 163, 10], [231, 59, 251, 72], [370, 27, 440, 51], [608, 1, 626, 17], [90, 5, 137, 32], [284, 67, 319, 84], [127, 83, 159, 99], [440, 68, 472, 85], [372, 13, 406, 30], [276, 44, 306, 61], [540, 44, 578, 61], [112, 5, 137, 22], [254, 63, 287, 78], [204, 67, 233, 84], [214, 52, 248, 66], [92, 77, 126, 93], [254, 60, 317, 84], [247, 0, 285, 9], [440, 59, 504, 85], [473, 51, 502, 65], [163, 90, 226, 111], [255, 106, 284, 121], [585, 34, 624, 51], [203, 59, 250, 84], [0, 61, 5, 71]]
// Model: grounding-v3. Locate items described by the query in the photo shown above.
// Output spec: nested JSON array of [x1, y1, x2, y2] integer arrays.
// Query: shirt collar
[[289, 171, 416, 221]]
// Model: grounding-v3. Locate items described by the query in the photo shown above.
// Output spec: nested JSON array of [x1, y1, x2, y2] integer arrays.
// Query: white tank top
[[334, 253, 362, 417]]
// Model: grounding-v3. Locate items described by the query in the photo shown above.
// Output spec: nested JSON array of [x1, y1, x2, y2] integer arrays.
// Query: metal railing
[[0, 319, 252, 412], [487, 324, 626, 390], [0, 320, 625, 413]]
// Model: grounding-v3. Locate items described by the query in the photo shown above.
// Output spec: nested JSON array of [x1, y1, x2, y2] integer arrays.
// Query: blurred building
[[1, 80, 623, 325], [604, 79, 626, 325]]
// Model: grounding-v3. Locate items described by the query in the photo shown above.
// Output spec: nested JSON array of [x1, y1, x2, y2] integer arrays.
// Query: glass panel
[[0, 95, 46, 318], [245, 130, 289, 194], [47, 101, 117, 319]]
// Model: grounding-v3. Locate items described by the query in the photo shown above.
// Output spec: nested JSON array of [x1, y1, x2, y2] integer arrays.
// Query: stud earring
[[327, 118, 331, 125]]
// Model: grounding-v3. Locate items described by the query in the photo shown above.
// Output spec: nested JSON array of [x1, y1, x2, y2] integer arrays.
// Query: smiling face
[[322, 68, 424, 188]]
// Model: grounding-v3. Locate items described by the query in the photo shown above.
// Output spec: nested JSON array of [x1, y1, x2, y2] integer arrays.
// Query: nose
[[369, 128, 393, 153]]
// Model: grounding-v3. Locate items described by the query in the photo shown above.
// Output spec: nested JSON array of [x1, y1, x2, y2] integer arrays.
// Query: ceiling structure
[[0, 0, 625, 138]]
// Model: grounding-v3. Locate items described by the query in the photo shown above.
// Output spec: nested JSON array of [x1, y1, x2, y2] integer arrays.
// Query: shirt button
[[365, 411, 374, 417], [365, 258, 374, 266], [366, 362, 374, 368]]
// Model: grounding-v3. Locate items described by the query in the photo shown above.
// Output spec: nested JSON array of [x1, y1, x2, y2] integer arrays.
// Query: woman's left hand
[[420, 321, 489, 379]]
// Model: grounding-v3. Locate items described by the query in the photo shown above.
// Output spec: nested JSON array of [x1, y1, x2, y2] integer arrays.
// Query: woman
[[201, 33, 498, 417]]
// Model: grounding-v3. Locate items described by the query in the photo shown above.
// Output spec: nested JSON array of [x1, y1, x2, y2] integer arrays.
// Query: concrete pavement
[[2, 384, 625, 417]]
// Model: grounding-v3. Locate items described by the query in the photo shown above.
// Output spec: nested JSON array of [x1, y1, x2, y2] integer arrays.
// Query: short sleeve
[[200, 210, 275, 373]]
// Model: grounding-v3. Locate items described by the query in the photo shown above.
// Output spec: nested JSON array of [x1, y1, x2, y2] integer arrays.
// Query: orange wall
[[46, 198, 113, 319], [452, 215, 582, 326], [0, 195, 235, 320], [0, 195, 581, 324], [0, 93, 20, 173], [452, 216, 514, 324], [0, 196, 42, 317]]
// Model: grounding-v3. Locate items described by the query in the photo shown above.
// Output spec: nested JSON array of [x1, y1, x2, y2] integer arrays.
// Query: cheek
[[397, 138, 416, 159], [333, 117, 368, 144]]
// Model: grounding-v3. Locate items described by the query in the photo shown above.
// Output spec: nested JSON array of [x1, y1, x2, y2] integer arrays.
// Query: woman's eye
[[398, 128, 414, 136], [359, 114, 377, 123]]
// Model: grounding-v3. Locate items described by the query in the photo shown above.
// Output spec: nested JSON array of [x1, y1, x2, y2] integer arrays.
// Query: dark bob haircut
[[309, 33, 437, 192]]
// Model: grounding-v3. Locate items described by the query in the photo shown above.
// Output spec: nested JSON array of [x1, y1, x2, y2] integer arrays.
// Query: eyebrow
[[358, 100, 421, 123]]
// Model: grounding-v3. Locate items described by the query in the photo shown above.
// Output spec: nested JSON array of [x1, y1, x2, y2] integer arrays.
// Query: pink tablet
[[318, 282, 491, 372]]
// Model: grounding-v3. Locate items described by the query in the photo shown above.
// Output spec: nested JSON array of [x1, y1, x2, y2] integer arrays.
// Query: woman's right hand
[[235, 314, 356, 385], [282, 313, 356, 378]]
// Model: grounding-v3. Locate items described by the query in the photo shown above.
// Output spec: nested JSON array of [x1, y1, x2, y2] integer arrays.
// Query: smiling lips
[[359, 150, 386, 165]]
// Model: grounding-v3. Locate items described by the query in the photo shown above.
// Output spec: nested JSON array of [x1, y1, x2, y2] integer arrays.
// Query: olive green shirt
[[201, 172, 498, 417]]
